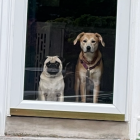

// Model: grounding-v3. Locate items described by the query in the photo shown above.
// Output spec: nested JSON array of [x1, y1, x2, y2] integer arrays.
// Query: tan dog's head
[[43, 56, 63, 77], [73, 32, 105, 53]]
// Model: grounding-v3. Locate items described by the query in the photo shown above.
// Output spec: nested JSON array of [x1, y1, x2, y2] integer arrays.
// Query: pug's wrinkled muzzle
[[47, 68, 59, 75], [46, 62, 60, 75]]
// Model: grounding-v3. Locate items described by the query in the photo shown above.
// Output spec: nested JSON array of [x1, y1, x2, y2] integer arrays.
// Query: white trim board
[[12, 100, 121, 114], [0, 0, 15, 136], [9, 0, 130, 118], [1, 0, 139, 138], [128, 0, 140, 139], [3, 0, 140, 138]]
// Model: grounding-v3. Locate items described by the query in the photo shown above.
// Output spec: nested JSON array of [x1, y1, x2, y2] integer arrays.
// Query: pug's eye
[[44, 93, 48, 97], [46, 62, 51, 66], [55, 61, 60, 67], [92, 40, 95, 43], [83, 40, 87, 43]]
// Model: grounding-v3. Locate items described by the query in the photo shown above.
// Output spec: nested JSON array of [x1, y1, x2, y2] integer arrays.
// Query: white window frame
[[8, 0, 130, 121]]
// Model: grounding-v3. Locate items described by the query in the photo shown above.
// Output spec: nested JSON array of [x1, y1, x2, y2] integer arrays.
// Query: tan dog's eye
[[83, 40, 87, 43], [92, 40, 96, 43]]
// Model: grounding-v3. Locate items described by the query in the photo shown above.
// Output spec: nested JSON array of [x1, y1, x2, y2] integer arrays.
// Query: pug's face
[[43, 56, 62, 76]]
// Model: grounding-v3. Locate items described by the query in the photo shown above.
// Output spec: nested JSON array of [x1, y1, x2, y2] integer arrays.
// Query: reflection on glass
[[24, 0, 117, 104]]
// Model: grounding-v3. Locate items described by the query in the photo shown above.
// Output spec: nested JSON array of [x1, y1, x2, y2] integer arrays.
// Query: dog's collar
[[81, 53, 97, 65], [80, 51, 102, 70], [80, 58, 101, 70]]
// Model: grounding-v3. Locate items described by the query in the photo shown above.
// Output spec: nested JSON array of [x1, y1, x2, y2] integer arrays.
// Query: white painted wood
[[2, 0, 140, 138], [13, 100, 121, 114], [0, 0, 4, 135], [113, 0, 131, 114], [0, 0, 15, 136], [9, 0, 130, 115], [128, 0, 140, 139], [10, 0, 28, 107], [0, 0, 3, 135], [6, 0, 16, 117]]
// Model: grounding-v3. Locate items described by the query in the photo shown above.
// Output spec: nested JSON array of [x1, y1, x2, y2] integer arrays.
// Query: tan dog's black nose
[[87, 46, 91, 51]]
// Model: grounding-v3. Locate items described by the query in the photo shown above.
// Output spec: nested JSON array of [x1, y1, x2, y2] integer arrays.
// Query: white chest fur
[[39, 74, 64, 94]]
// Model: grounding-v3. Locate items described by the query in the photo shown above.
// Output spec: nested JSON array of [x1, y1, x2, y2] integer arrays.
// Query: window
[[10, 0, 130, 121]]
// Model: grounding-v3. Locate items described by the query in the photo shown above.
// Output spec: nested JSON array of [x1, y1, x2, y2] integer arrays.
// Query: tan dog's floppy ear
[[95, 33, 105, 47], [73, 32, 85, 45]]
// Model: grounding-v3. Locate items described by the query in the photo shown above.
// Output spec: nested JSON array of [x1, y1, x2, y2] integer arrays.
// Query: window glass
[[24, 0, 117, 104]]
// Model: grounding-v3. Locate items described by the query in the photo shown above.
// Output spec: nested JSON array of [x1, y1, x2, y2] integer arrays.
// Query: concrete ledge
[[5, 116, 129, 139], [0, 137, 123, 140], [0, 137, 92, 140]]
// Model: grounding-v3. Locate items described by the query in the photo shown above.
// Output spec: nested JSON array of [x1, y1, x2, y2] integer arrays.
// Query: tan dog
[[38, 56, 64, 102], [74, 32, 105, 103]]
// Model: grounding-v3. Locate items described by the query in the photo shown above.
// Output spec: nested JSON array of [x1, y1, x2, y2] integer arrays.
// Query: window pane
[[24, 0, 117, 104]]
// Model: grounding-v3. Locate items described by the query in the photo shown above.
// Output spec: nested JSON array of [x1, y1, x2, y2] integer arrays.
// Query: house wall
[[0, 0, 13, 136], [128, 0, 140, 139], [0, 0, 140, 139]]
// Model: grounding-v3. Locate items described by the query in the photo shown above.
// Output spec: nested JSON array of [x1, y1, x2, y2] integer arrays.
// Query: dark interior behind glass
[[24, 0, 117, 103]]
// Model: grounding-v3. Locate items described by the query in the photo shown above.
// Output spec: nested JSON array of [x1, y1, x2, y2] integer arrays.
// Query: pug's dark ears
[[95, 33, 105, 47], [73, 32, 85, 45], [42, 56, 47, 64], [43, 56, 48, 61], [57, 56, 65, 63]]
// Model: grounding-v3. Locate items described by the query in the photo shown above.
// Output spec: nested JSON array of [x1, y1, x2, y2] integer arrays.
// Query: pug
[[38, 56, 65, 101]]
